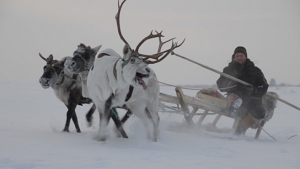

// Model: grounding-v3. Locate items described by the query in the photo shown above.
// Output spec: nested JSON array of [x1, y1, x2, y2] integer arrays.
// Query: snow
[[0, 81, 299, 169]]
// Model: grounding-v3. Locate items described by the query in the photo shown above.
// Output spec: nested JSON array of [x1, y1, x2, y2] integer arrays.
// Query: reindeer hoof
[[76, 129, 81, 133], [94, 135, 106, 142], [86, 116, 93, 127], [63, 128, 70, 132], [97, 137, 106, 142]]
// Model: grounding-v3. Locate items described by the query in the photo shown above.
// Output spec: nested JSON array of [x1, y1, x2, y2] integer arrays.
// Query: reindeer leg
[[235, 115, 255, 136], [63, 102, 76, 132], [97, 94, 114, 141], [146, 107, 160, 142], [113, 108, 132, 138], [129, 104, 152, 140], [71, 111, 81, 133], [110, 108, 128, 138], [63, 107, 71, 132], [86, 103, 96, 127], [120, 109, 133, 123], [63, 102, 81, 133], [62, 87, 82, 133]]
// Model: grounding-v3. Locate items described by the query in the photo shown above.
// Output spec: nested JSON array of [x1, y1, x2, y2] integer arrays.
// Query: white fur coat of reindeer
[[87, 45, 160, 141]]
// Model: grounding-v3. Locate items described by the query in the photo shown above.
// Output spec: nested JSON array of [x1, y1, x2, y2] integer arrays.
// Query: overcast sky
[[1, 0, 299, 85]]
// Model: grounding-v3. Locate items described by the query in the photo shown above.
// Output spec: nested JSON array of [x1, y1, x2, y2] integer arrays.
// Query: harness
[[112, 58, 134, 102], [56, 70, 80, 91], [125, 85, 134, 102], [94, 53, 135, 102], [113, 60, 119, 80], [73, 52, 90, 71], [66, 74, 79, 91]]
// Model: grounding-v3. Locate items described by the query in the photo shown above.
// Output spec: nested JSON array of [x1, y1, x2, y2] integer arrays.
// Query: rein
[[54, 69, 81, 91], [66, 74, 79, 91], [74, 53, 90, 71], [151, 79, 204, 90]]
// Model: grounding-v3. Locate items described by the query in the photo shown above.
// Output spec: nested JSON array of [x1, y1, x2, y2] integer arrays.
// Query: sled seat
[[195, 88, 239, 127]]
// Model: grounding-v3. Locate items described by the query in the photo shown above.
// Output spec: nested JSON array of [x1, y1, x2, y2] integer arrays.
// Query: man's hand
[[237, 84, 253, 96]]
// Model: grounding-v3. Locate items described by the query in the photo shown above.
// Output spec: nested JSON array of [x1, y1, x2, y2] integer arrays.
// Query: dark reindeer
[[39, 53, 95, 133]]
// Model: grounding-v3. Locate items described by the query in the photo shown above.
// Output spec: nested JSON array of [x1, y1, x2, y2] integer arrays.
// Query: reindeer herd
[[39, 0, 184, 142]]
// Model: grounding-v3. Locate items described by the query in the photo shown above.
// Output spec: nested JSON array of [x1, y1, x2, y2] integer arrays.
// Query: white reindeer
[[65, 44, 133, 138], [65, 43, 159, 139], [85, 0, 184, 141]]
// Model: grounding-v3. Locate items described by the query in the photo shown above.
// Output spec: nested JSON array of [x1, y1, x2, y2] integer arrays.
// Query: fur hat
[[232, 46, 247, 60]]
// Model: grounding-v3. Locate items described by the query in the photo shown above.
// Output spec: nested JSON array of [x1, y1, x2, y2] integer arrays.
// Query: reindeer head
[[39, 53, 65, 89], [120, 47, 150, 89], [65, 44, 102, 74]]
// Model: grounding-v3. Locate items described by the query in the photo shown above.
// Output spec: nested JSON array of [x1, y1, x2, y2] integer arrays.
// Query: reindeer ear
[[92, 45, 102, 55], [123, 44, 132, 60], [47, 54, 54, 64]]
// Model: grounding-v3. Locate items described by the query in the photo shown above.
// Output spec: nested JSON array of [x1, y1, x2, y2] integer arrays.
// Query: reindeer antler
[[138, 34, 185, 64], [116, 0, 131, 49], [39, 53, 54, 64], [115, 0, 185, 64], [134, 31, 164, 54], [156, 31, 175, 53], [39, 53, 47, 62]]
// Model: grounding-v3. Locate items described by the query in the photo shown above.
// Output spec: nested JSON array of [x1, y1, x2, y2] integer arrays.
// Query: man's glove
[[237, 84, 253, 96]]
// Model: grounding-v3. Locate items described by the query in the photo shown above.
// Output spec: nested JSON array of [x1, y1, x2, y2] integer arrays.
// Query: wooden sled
[[159, 87, 277, 139]]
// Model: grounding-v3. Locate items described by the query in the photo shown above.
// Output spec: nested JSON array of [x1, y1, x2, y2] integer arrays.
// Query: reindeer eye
[[143, 60, 149, 64], [130, 57, 135, 64]]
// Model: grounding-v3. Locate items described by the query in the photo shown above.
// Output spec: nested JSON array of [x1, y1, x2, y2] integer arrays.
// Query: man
[[216, 46, 269, 135]]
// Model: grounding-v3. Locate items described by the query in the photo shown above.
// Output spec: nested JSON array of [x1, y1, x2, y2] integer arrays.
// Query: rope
[[252, 117, 297, 141], [218, 85, 237, 90], [260, 127, 276, 140], [287, 134, 297, 140], [252, 118, 277, 141]]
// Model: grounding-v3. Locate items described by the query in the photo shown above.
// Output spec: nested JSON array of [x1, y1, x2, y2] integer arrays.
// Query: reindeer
[[75, 0, 183, 141], [65, 44, 130, 138], [39, 53, 95, 133], [40, 53, 129, 138], [65, 44, 134, 136]]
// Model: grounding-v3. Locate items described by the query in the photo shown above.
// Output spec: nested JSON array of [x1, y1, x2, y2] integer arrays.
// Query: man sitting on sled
[[216, 46, 269, 135]]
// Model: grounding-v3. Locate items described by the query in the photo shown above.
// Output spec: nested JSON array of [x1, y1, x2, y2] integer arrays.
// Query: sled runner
[[159, 86, 278, 139]]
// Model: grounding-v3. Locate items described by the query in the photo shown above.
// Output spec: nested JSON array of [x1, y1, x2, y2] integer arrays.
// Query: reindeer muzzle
[[39, 77, 51, 89], [135, 72, 149, 90]]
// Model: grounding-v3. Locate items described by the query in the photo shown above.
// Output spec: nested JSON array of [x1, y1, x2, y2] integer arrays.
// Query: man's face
[[234, 53, 247, 64]]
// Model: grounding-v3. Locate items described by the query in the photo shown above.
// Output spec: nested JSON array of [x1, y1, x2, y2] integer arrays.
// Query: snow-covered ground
[[0, 81, 299, 169]]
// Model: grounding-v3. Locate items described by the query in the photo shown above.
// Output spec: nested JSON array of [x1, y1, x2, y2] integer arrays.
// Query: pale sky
[[1, 0, 299, 85]]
